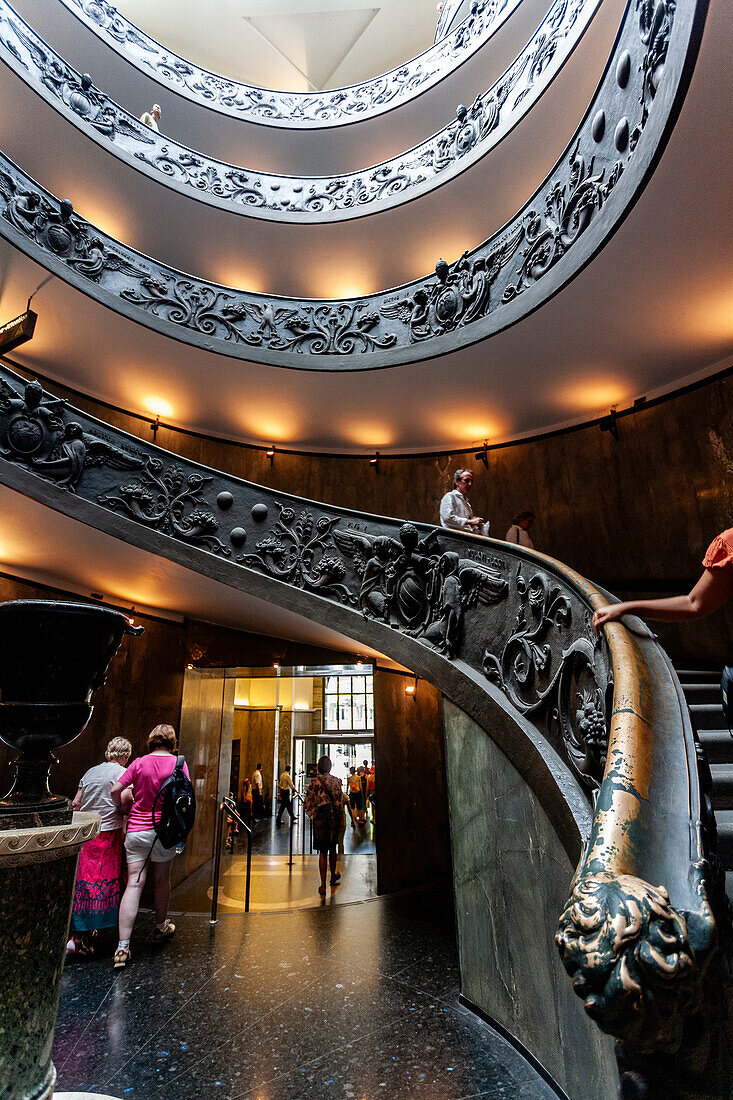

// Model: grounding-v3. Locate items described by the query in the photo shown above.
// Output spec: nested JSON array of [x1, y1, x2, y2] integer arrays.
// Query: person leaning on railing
[[439, 468, 490, 536], [593, 527, 733, 631]]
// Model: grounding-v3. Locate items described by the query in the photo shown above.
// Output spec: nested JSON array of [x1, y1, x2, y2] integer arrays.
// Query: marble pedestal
[[0, 813, 100, 1100]]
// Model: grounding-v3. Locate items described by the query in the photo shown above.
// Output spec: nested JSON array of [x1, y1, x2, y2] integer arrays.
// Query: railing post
[[210, 799, 225, 925], [244, 825, 251, 914]]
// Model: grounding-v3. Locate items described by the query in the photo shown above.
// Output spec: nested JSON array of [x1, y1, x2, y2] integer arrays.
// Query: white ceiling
[[112, 0, 440, 92]]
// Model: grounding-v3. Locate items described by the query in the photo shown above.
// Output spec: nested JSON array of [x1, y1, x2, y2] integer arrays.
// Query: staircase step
[[710, 764, 733, 810], [698, 729, 733, 764], [689, 703, 727, 730], [681, 683, 722, 705], [676, 669, 721, 683], [717, 810, 733, 868]]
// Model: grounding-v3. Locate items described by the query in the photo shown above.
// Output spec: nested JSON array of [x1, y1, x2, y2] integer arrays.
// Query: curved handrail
[[55, 0, 523, 129], [0, 0, 705, 369], [0, 358, 719, 1072], [0, 0, 603, 222]]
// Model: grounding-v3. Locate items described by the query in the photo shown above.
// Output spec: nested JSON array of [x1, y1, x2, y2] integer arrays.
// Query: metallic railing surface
[[0, 0, 603, 221], [210, 795, 252, 922], [0, 359, 723, 1091], [54, 0, 523, 128], [0, 0, 705, 368], [0, 363, 717, 1091]]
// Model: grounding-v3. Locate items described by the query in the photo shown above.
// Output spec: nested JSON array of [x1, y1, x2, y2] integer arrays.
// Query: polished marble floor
[[53, 886, 558, 1100]]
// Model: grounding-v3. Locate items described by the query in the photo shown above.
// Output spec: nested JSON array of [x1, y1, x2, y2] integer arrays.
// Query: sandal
[[318, 885, 326, 896], [113, 946, 131, 969], [151, 919, 176, 944], [329, 873, 341, 885]]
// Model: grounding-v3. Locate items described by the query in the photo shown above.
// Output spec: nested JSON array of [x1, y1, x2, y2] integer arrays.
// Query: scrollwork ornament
[[556, 869, 715, 1057]]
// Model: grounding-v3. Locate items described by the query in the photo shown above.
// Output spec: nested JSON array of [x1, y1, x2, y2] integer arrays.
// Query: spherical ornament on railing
[[251, 503, 268, 521]]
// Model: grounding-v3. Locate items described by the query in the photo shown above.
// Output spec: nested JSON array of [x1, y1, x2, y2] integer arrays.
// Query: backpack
[[722, 666, 733, 728], [151, 755, 196, 849]]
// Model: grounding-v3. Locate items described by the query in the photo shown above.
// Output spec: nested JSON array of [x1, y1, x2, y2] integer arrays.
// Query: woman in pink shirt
[[110, 724, 189, 969]]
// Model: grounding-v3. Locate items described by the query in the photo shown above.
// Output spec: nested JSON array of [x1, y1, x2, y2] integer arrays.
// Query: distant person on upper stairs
[[593, 527, 733, 631], [439, 469, 490, 536], [505, 511, 535, 549], [140, 103, 161, 131]]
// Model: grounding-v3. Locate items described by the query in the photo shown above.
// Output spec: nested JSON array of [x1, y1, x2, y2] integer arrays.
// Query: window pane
[[339, 700, 352, 730], [325, 697, 338, 729], [325, 676, 338, 694], [351, 675, 365, 694], [352, 695, 366, 730], [365, 675, 373, 693], [366, 699, 374, 729], [338, 677, 352, 695]]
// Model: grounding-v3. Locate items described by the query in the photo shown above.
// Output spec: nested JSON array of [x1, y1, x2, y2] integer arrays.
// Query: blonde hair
[[105, 736, 132, 762], [147, 724, 177, 752]]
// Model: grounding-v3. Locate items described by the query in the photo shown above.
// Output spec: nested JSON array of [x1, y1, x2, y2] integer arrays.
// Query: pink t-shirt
[[117, 753, 190, 832]]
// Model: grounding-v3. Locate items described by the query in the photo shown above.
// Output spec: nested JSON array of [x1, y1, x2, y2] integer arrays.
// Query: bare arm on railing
[[593, 565, 733, 630]]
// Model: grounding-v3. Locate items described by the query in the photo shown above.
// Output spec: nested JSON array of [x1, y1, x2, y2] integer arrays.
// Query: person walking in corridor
[[304, 756, 343, 896], [251, 763, 265, 820], [276, 764, 297, 826], [110, 724, 189, 969]]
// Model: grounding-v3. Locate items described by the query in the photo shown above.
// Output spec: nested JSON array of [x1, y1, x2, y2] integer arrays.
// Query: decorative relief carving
[[0, 0, 685, 362], [98, 459, 231, 555], [0, 377, 144, 491], [0, 813, 100, 866], [556, 868, 715, 1055], [58, 0, 518, 126], [0, 0, 597, 219]]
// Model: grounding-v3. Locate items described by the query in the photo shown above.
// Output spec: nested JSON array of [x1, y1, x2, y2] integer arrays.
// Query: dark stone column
[[0, 813, 100, 1100]]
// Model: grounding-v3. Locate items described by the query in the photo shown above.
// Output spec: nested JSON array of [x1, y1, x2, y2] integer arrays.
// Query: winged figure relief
[[30, 422, 147, 490]]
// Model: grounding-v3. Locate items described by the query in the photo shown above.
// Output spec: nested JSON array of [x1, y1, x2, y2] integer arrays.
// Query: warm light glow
[[240, 412, 298, 443], [273, 662, 280, 669], [560, 379, 630, 412], [343, 421, 395, 448], [293, 703, 309, 711], [312, 261, 376, 299], [405, 683, 415, 693], [437, 412, 506, 446], [186, 663, 194, 671], [70, 195, 129, 242], [143, 396, 174, 419], [214, 265, 266, 294], [677, 289, 733, 342]]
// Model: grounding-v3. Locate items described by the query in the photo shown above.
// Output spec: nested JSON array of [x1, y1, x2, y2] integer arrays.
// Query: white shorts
[[124, 828, 177, 864]]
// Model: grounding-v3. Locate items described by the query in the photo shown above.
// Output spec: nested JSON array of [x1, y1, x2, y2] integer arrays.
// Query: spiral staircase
[[0, 0, 730, 1096]]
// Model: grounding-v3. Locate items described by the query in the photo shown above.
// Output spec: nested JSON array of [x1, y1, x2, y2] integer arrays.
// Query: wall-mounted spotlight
[[599, 407, 619, 441], [0, 308, 37, 354], [369, 451, 380, 473], [405, 675, 418, 696], [127, 605, 136, 627], [150, 415, 160, 442], [474, 441, 489, 470], [273, 661, 280, 670], [186, 663, 194, 671], [266, 445, 275, 467]]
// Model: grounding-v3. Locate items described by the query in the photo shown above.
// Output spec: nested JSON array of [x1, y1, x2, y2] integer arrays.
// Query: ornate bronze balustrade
[[56, 0, 521, 128], [0, 0, 602, 221], [0, 360, 721, 1090], [0, 0, 705, 369]]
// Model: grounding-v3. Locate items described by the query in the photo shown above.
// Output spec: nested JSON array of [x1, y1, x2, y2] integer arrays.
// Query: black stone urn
[[0, 600, 143, 828]]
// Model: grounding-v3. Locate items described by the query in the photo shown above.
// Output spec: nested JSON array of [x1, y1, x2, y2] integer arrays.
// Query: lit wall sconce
[[186, 663, 194, 671], [405, 675, 418, 696], [369, 451, 380, 473], [474, 441, 489, 469], [150, 416, 160, 442], [127, 605, 136, 627], [599, 407, 619, 441], [273, 661, 280, 670], [266, 445, 275, 467]]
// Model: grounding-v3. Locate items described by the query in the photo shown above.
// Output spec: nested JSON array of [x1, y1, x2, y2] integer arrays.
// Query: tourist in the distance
[[440, 469, 490, 536], [304, 755, 344, 896], [276, 764, 297, 826], [110, 724, 189, 969], [66, 736, 133, 957], [505, 511, 535, 549], [593, 527, 733, 631], [139, 103, 161, 131], [347, 766, 361, 827], [251, 763, 265, 819]]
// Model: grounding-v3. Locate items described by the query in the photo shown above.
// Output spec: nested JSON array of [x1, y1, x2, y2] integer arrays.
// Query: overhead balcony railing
[[49, 0, 525, 129], [0, 0, 705, 372], [0, 0, 605, 222], [436, 0, 475, 42], [0, 357, 725, 1096]]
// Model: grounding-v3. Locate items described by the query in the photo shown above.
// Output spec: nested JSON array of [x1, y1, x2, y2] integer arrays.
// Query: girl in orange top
[[593, 528, 733, 631]]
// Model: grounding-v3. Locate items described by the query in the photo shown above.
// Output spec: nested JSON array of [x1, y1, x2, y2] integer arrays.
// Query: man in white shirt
[[439, 469, 490, 536], [276, 765, 297, 826], [140, 103, 161, 131], [251, 764, 264, 820]]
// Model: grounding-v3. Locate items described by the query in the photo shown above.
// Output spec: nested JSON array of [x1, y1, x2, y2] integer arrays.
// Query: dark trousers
[[276, 789, 293, 824], [252, 788, 265, 820]]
